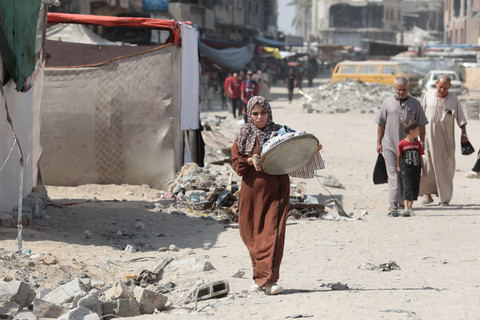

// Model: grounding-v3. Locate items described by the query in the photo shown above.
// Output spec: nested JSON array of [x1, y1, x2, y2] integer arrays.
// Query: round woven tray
[[260, 134, 319, 175]]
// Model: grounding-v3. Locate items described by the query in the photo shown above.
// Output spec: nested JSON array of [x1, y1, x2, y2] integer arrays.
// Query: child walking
[[397, 121, 426, 217]]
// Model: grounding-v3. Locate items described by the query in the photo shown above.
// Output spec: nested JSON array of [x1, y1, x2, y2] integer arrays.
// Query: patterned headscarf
[[235, 96, 282, 155]]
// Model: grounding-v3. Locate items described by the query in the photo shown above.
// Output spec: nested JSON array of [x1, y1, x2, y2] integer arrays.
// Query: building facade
[[311, 0, 403, 48], [445, 0, 480, 44]]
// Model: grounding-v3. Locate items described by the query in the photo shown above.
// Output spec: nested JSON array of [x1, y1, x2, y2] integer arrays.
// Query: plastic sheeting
[[0, 68, 44, 212], [40, 44, 183, 190], [391, 58, 456, 76], [0, 0, 42, 91], [46, 23, 121, 45], [199, 42, 255, 71]]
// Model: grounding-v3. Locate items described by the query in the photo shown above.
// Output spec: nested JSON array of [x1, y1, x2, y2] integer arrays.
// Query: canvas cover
[[46, 23, 121, 46], [40, 44, 183, 190], [0, 68, 44, 212]]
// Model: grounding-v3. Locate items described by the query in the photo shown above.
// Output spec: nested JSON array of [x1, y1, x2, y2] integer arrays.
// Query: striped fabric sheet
[[289, 151, 325, 179]]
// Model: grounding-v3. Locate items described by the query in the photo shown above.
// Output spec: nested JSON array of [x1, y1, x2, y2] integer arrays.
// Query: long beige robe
[[419, 90, 467, 203]]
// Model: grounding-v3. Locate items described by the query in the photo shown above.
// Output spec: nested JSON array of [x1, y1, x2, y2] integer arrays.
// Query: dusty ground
[[1, 79, 480, 319]]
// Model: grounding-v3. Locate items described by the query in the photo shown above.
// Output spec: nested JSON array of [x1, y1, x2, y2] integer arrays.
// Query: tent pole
[[17, 165, 24, 251]]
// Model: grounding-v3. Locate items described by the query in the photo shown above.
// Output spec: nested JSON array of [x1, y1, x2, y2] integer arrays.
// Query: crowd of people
[[199, 58, 319, 113]]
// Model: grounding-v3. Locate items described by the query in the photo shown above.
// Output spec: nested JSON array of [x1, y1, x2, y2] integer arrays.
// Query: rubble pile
[[301, 80, 393, 113], [0, 253, 230, 319]]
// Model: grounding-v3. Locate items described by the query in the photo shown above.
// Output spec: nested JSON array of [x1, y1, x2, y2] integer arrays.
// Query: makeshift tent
[[0, 1, 46, 213], [40, 13, 199, 190]]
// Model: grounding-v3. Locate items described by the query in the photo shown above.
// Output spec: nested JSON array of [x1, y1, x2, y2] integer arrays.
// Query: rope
[[0, 138, 17, 173]]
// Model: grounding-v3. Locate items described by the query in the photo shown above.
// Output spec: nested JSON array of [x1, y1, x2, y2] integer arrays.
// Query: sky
[[277, 0, 295, 35]]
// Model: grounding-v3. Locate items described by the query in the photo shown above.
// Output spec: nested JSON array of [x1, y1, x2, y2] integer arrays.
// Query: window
[[340, 65, 357, 74], [359, 65, 379, 74], [382, 65, 398, 75]]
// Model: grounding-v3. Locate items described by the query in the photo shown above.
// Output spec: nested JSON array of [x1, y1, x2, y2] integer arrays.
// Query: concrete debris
[[358, 260, 401, 272], [231, 269, 245, 278], [299, 80, 392, 114], [187, 280, 229, 302], [320, 282, 349, 290]]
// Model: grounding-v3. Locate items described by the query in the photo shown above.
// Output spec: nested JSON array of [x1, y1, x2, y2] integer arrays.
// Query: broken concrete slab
[[102, 298, 141, 319], [42, 278, 87, 306], [77, 289, 102, 316], [12, 308, 37, 320], [0, 280, 36, 308], [32, 298, 70, 318], [103, 281, 134, 301], [133, 286, 168, 314], [0, 300, 21, 319], [57, 306, 99, 320]]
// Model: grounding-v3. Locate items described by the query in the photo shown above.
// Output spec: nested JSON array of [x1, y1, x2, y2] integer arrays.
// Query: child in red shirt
[[397, 120, 426, 217]]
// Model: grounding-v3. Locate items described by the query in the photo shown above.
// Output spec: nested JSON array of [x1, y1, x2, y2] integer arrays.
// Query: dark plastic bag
[[373, 153, 388, 184], [461, 141, 475, 156]]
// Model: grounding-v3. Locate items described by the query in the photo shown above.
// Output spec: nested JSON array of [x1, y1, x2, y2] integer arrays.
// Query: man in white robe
[[420, 75, 469, 205]]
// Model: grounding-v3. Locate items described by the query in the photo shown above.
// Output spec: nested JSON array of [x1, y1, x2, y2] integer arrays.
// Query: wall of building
[[445, 0, 480, 44]]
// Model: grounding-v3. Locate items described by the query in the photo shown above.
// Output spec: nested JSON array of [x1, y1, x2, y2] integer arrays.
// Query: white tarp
[[40, 44, 184, 190], [180, 24, 199, 131], [0, 67, 44, 212], [46, 23, 121, 46]]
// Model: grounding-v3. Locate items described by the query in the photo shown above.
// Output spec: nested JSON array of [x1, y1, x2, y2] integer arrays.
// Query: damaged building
[[445, 0, 480, 44], [311, 0, 403, 48]]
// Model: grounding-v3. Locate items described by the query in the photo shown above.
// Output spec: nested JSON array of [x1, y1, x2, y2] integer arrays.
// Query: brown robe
[[231, 140, 290, 287]]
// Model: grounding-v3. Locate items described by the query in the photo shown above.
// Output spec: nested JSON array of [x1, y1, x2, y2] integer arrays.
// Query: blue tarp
[[199, 42, 255, 70], [254, 36, 285, 47]]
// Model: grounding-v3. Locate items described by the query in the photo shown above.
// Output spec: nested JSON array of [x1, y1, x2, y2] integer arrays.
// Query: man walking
[[375, 76, 428, 213], [240, 70, 258, 122], [420, 75, 469, 205]]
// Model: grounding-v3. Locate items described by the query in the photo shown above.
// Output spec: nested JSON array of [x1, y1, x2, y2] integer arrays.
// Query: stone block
[[77, 289, 102, 316], [103, 281, 133, 301], [102, 298, 140, 319], [12, 308, 37, 320], [79, 278, 92, 291], [0, 280, 36, 308], [133, 286, 168, 314], [32, 298, 69, 318], [0, 301, 20, 319], [57, 306, 99, 320], [43, 279, 87, 306], [188, 280, 229, 302]]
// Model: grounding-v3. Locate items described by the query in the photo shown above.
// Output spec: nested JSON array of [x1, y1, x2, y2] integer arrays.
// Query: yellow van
[[331, 61, 421, 94]]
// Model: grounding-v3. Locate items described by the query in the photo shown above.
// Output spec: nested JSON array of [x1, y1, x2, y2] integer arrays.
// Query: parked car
[[331, 61, 422, 95], [420, 70, 466, 96]]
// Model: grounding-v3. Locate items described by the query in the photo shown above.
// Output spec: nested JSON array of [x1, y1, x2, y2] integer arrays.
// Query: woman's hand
[[248, 155, 263, 172], [318, 144, 323, 152]]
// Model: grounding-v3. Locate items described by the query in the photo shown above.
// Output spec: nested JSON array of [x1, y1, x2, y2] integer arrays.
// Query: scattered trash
[[320, 282, 349, 290], [358, 260, 401, 272]]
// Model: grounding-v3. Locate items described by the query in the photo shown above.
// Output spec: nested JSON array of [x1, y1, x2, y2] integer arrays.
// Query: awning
[[199, 42, 255, 70], [254, 36, 285, 48], [47, 12, 184, 46]]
